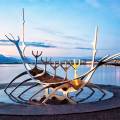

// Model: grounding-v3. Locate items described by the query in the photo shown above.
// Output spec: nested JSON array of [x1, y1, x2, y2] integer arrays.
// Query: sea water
[[0, 64, 120, 86], [0, 64, 119, 104]]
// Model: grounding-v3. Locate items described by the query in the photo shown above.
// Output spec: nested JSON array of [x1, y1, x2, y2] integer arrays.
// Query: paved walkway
[[0, 83, 120, 120]]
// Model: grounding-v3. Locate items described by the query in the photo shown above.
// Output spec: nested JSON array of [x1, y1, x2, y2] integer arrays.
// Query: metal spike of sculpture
[[49, 61, 60, 78], [32, 50, 42, 67], [41, 57, 51, 73], [60, 61, 71, 80], [70, 59, 81, 86]]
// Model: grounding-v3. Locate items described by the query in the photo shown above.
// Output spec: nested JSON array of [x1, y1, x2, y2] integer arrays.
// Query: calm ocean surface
[[0, 64, 118, 104], [0, 64, 120, 86]]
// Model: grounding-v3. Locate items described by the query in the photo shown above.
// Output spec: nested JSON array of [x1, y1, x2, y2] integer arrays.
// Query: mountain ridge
[[0, 54, 105, 64]]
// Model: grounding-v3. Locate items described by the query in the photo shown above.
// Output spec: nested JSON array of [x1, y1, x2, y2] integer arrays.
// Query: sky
[[0, 0, 120, 57]]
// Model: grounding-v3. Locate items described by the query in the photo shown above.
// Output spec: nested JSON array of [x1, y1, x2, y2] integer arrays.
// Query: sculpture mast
[[22, 8, 26, 52], [83, 26, 98, 83]]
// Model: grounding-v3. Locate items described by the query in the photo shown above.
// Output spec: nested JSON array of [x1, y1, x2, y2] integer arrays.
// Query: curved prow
[[5, 34, 44, 85], [5, 34, 30, 69]]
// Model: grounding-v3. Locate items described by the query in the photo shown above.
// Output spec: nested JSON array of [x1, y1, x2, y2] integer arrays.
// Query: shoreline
[[0, 62, 120, 66]]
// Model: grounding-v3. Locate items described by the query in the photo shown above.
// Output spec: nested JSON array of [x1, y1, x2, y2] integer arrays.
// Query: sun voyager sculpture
[[3, 9, 120, 105]]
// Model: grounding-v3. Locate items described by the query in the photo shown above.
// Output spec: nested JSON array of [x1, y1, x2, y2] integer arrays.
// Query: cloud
[[35, 27, 63, 36], [62, 35, 88, 42], [0, 39, 56, 48], [0, 38, 92, 50], [75, 47, 113, 51], [0, 40, 9, 42], [35, 27, 92, 50], [0, 39, 113, 51], [35, 27, 89, 43], [85, 0, 101, 8], [25, 41, 56, 48], [75, 47, 92, 50]]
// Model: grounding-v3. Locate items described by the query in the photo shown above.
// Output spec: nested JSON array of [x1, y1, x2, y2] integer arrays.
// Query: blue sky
[[0, 0, 120, 57]]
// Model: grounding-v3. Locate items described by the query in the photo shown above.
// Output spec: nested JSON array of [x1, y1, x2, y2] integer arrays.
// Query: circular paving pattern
[[0, 83, 120, 120], [0, 84, 113, 105]]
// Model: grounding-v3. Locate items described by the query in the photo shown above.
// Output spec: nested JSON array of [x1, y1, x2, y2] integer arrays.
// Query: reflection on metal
[[70, 59, 81, 86], [4, 26, 120, 105]]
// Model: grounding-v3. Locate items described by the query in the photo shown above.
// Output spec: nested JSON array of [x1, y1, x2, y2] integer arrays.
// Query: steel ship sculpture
[[4, 9, 120, 105]]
